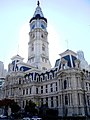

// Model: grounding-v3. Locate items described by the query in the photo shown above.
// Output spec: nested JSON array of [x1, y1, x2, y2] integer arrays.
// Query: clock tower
[[28, 1, 51, 70]]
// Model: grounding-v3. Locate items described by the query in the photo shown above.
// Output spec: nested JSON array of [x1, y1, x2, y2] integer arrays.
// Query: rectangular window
[[60, 95, 61, 106], [26, 89, 28, 95], [23, 101, 25, 108], [56, 96, 58, 107], [23, 89, 25, 95], [45, 59, 47, 63], [65, 95, 68, 105], [64, 80, 67, 89], [56, 82, 58, 91], [50, 84, 53, 92], [31, 47, 34, 51], [41, 86, 43, 94], [46, 97, 48, 106], [78, 93, 80, 105], [51, 97, 53, 107], [46, 85, 48, 93], [50, 74, 53, 79], [89, 84, 90, 90], [87, 96, 90, 105], [36, 88, 38, 94], [41, 98, 43, 105], [30, 88, 31, 94], [68, 94, 70, 106], [86, 83, 88, 91]]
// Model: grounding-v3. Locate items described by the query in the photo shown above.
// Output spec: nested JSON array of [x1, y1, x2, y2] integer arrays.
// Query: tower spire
[[28, 1, 51, 70], [37, 0, 40, 6]]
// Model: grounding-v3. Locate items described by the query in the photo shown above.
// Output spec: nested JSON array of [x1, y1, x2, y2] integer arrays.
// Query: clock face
[[41, 24, 45, 29], [31, 24, 35, 30]]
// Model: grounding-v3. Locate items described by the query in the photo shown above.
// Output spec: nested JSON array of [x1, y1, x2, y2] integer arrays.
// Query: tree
[[10, 101, 21, 113], [0, 99, 14, 107], [24, 100, 38, 116], [0, 99, 14, 116]]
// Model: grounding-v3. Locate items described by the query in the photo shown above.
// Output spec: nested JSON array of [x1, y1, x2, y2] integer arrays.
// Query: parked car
[[23, 117, 31, 120], [32, 116, 42, 120], [0, 114, 7, 118]]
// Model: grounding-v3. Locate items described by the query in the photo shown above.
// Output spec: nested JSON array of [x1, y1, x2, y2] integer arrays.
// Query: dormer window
[[49, 73, 53, 79], [44, 75, 47, 81], [40, 77, 42, 82], [17, 60, 19, 62]]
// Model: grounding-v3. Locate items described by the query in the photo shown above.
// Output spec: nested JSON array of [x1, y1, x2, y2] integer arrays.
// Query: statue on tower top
[[37, 0, 40, 6]]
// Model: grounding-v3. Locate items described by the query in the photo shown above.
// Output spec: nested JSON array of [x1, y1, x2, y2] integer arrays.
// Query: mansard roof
[[55, 49, 78, 69]]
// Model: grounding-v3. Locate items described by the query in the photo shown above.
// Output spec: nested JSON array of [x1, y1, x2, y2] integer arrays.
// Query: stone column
[[48, 97, 51, 107], [48, 84, 50, 93], [43, 85, 45, 94], [54, 96, 56, 107], [32, 85, 35, 95]]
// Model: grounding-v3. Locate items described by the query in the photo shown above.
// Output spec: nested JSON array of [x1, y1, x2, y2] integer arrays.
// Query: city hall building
[[1, 1, 90, 117]]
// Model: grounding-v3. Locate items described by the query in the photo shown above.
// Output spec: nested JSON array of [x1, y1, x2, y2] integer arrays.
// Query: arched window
[[65, 95, 68, 105], [64, 80, 67, 89], [19, 78, 21, 84]]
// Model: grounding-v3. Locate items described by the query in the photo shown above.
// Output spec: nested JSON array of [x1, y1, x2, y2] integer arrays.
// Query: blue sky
[[0, 0, 90, 69]]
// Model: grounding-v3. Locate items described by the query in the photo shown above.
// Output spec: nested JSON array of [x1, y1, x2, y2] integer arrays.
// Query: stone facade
[[1, 1, 90, 118]]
